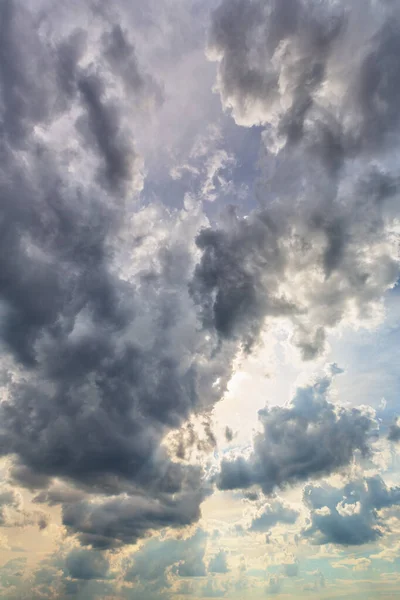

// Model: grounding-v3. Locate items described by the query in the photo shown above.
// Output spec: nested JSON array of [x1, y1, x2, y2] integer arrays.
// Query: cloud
[[283, 562, 299, 577], [189, 0, 400, 360], [388, 419, 400, 442], [208, 550, 229, 574], [303, 475, 400, 545], [217, 373, 374, 494], [65, 549, 110, 581], [124, 530, 207, 594], [1, 0, 400, 579], [266, 575, 281, 595], [201, 578, 227, 598], [209, 0, 400, 155], [0, 0, 235, 549], [0, 487, 21, 526], [62, 487, 207, 549], [250, 500, 299, 532]]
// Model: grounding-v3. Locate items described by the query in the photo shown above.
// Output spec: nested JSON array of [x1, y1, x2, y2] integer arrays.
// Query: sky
[[0, 0, 399, 598]]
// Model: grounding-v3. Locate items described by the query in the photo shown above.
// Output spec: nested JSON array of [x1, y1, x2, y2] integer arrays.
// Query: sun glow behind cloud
[[0, 0, 399, 598]]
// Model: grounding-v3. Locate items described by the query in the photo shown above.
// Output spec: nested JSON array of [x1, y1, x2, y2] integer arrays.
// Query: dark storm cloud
[[103, 24, 164, 104], [190, 0, 400, 359], [62, 487, 207, 549], [0, 0, 234, 549], [191, 165, 400, 359], [0, 0, 54, 145], [190, 209, 293, 348], [209, 0, 400, 156], [217, 374, 374, 494], [303, 475, 400, 546], [1, 0, 400, 561], [77, 73, 138, 193], [250, 500, 299, 532]]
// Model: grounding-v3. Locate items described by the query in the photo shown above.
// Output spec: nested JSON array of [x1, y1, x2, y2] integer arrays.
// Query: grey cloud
[[190, 209, 292, 349], [209, 0, 400, 156], [103, 24, 164, 104], [208, 550, 229, 574], [224, 427, 234, 442], [191, 163, 400, 359], [0, 0, 235, 550], [62, 488, 207, 549], [0, 558, 27, 591], [388, 419, 400, 442], [77, 73, 138, 193], [283, 562, 298, 578], [0, 0, 54, 145], [303, 476, 400, 546], [250, 500, 299, 532], [66, 549, 110, 581], [217, 374, 374, 494], [189, 0, 400, 360], [266, 575, 281, 595], [125, 529, 207, 586]]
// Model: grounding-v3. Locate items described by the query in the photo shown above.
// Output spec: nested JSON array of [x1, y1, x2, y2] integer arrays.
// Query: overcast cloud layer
[[0, 0, 399, 599]]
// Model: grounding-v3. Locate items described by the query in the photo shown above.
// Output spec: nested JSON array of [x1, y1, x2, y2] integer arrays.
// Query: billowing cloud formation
[[191, 163, 400, 358], [209, 0, 400, 153], [0, 0, 233, 549], [66, 549, 110, 581], [61, 490, 206, 549], [191, 0, 400, 358], [218, 374, 374, 494], [0, 0, 400, 579], [303, 476, 400, 545], [208, 550, 229, 574], [250, 500, 299, 532], [125, 529, 207, 586]]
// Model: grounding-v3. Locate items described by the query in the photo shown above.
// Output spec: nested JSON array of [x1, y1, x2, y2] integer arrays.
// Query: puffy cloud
[[124, 530, 207, 593], [209, 0, 400, 155], [189, 0, 400, 361], [62, 487, 207, 549], [65, 549, 110, 581], [208, 550, 229, 574], [217, 373, 374, 494], [250, 500, 299, 532], [191, 164, 400, 359], [0, 0, 236, 549], [1, 0, 400, 575], [303, 476, 400, 546]]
